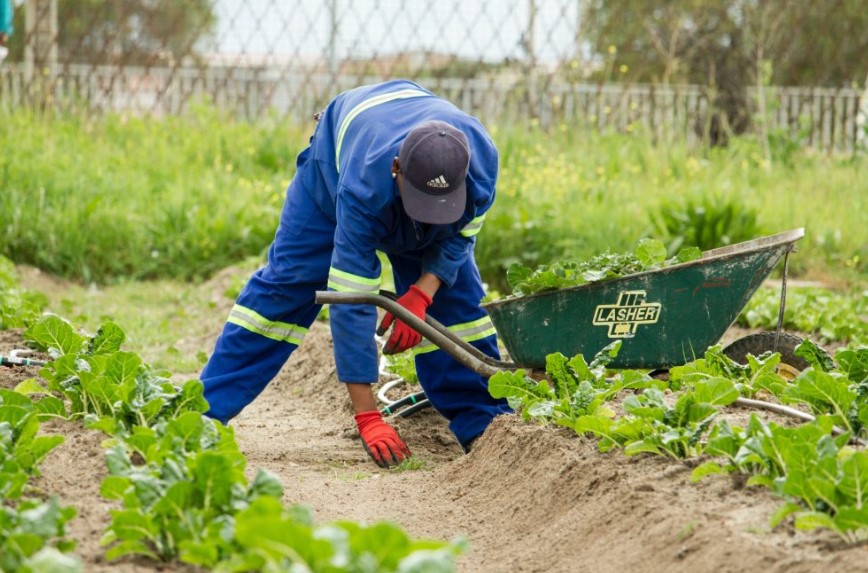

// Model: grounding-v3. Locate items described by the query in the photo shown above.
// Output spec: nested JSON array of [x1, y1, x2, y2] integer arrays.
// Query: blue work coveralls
[[201, 80, 511, 448]]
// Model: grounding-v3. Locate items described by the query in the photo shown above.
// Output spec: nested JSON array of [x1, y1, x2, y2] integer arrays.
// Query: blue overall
[[200, 80, 511, 447]]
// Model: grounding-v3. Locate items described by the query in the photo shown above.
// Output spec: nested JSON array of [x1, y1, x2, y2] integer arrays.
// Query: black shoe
[[462, 436, 478, 454]]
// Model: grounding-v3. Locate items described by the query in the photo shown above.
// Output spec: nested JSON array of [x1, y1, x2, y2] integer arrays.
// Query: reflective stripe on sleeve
[[327, 266, 381, 293], [413, 316, 497, 355], [227, 304, 308, 345], [459, 214, 486, 237], [335, 88, 431, 171]]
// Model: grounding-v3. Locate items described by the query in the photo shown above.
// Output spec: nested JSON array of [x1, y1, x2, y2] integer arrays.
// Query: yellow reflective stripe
[[327, 266, 381, 293], [227, 304, 308, 345], [335, 88, 431, 172], [413, 316, 496, 355], [460, 214, 486, 237]]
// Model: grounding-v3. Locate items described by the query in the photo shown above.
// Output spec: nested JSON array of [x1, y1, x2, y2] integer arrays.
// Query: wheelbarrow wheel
[[722, 332, 831, 380]]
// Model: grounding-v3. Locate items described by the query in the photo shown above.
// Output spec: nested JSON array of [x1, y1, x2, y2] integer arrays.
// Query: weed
[[389, 457, 429, 473], [677, 520, 699, 541], [651, 192, 764, 255], [334, 469, 373, 482]]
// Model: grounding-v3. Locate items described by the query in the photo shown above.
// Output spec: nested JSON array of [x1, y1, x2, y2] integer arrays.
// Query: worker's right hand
[[376, 285, 433, 354], [354, 410, 411, 468]]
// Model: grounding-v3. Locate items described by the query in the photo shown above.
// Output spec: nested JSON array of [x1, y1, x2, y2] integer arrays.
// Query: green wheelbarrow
[[316, 228, 811, 415]]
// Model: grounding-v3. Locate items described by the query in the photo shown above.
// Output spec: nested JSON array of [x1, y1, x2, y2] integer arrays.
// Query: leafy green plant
[[19, 315, 461, 570], [782, 368, 859, 433], [19, 317, 209, 431], [838, 347, 868, 387], [99, 412, 284, 563], [0, 391, 65, 487], [98, 397, 461, 569], [489, 343, 674, 455], [0, 390, 81, 572], [650, 192, 764, 255], [739, 286, 868, 347], [496, 339, 868, 542], [0, 498, 81, 573], [694, 415, 868, 543], [489, 342, 645, 425], [212, 497, 465, 573], [383, 351, 419, 385], [679, 344, 868, 542], [667, 344, 787, 399], [773, 342, 868, 436], [702, 414, 868, 544], [572, 377, 739, 459], [489, 344, 738, 461], [619, 379, 739, 459], [0, 256, 46, 330], [505, 239, 701, 297], [690, 420, 758, 482]]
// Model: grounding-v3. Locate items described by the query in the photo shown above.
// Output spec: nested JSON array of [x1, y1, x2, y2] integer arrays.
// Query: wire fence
[[0, 0, 865, 151]]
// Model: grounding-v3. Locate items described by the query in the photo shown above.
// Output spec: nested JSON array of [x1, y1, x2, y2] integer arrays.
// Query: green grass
[[0, 256, 47, 329], [1, 105, 865, 292], [333, 469, 373, 482], [478, 124, 868, 291], [388, 456, 430, 472], [676, 520, 700, 542], [48, 278, 219, 373], [0, 102, 303, 283], [21, 257, 262, 373]]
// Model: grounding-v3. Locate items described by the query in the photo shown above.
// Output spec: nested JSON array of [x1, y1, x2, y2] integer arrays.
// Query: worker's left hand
[[354, 410, 411, 468], [376, 285, 433, 354]]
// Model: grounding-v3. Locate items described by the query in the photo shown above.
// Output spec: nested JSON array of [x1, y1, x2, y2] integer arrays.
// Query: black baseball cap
[[398, 120, 470, 225]]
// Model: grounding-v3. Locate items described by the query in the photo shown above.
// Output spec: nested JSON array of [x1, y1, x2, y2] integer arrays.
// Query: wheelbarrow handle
[[375, 290, 514, 371], [314, 290, 518, 378]]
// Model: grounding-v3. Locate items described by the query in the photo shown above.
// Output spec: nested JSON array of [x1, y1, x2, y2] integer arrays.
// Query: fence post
[[858, 76, 868, 150], [23, 0, 57, 105]]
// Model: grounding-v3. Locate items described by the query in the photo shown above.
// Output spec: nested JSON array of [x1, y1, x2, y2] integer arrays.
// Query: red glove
[[354, 410, 411, 468], [376, 285, 433, 354]]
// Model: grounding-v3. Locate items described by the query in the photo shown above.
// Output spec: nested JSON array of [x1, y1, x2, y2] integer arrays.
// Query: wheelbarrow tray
[[483, 228, 804, 370]]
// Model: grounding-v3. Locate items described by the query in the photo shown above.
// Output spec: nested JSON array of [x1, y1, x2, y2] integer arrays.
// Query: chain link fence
[[0, 0, 864, 150]]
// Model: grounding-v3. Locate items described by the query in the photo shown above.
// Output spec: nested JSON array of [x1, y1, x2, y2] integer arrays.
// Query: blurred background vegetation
[[0, 0, 866, 291], [1, 107, 864, 291]]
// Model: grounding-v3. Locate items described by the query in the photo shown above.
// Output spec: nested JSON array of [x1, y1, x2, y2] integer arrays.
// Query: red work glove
[[376, 285, 433, 354], [354, 410, 411, 468]]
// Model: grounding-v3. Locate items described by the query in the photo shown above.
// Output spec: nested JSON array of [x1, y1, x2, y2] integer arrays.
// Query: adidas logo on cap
[[427, 175, 449, 188]]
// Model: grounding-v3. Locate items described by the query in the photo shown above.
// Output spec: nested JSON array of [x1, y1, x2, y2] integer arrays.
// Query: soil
[[3, 273, 868, 573]]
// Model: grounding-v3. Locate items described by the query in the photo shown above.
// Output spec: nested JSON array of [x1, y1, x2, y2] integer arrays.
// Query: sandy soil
[[3, 276, 868, 572]]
